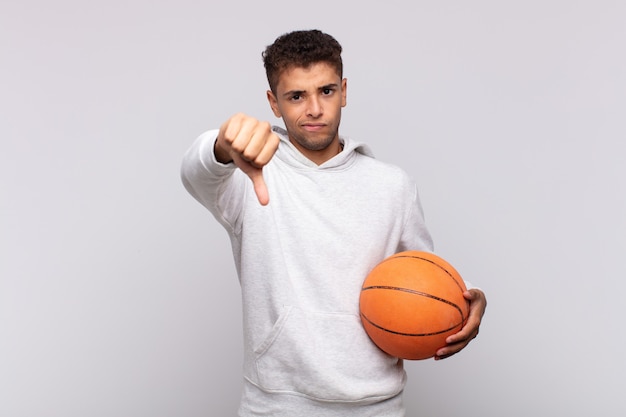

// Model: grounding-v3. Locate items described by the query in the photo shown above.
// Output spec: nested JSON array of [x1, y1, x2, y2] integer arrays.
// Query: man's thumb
[[249, 171, 270, 206]]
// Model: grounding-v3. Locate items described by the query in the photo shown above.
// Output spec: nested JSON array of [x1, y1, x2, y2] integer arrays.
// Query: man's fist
[[215, 113, 280, 205]]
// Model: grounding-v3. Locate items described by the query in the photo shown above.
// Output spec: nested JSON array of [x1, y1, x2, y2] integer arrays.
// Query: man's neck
[[288, 137, 343, 166]]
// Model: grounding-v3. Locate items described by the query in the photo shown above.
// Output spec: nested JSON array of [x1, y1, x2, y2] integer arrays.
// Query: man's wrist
[[213, 139, 233, 164]]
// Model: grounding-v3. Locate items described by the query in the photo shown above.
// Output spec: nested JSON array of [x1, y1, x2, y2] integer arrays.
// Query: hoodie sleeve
[[397, 179, 434, 253], [180, 129, 246, 232]]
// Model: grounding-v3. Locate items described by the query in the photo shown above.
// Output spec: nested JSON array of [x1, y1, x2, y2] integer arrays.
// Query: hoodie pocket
[[253, 306, 405, 402]]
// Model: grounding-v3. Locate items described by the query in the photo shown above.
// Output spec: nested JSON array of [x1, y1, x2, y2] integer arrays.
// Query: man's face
[[267, 62, 347, 164]]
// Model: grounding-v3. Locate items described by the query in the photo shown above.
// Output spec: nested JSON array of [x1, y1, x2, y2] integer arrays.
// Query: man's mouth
[[302, 123, 326, 132]]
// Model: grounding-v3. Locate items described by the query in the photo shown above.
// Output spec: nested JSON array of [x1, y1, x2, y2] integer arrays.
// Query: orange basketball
[[359, 251, 469, 360]]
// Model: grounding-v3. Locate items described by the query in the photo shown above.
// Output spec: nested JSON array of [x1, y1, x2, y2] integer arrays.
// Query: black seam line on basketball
[[360, 313, 462, 337], [382, 255, 466, 293], [361, 285, 464, 317]]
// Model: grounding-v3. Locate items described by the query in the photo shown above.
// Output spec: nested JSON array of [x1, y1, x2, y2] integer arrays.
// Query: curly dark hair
[[262, 29, 343, 94]]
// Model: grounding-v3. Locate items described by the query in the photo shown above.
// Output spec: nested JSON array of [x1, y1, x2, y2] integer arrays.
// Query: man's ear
[[341, 78, 347, 108], [267, 90, 282, 117]]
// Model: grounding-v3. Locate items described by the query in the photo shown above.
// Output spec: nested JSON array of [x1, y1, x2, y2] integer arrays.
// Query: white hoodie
[[181, 126, 434, 416]]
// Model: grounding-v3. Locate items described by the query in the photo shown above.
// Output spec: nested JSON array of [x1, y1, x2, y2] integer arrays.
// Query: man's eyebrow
[[319, 83, 339, 90], [282, 89, 305, 98]]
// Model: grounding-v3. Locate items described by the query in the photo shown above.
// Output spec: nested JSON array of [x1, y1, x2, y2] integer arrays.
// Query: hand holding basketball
[[434, 288, 486, 360], [215, 113, 280, 205]]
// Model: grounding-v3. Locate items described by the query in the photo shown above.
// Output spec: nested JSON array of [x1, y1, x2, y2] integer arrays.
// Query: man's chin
[[296, 131, 338, 149]]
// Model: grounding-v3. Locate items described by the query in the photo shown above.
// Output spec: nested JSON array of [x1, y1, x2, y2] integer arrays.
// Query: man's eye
[[291, 94, 301, 101], [323, 88, 333, 95]]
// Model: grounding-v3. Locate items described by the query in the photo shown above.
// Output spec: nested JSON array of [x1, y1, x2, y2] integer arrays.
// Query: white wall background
[[2, 1, 625, 416]]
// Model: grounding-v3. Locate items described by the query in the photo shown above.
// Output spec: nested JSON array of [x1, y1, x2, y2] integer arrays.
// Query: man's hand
[[215, 113, 280, 205], [434, 288, 487, 360]]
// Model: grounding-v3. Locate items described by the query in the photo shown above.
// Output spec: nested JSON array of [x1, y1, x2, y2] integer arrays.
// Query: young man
[[181, 29, 486, 417]]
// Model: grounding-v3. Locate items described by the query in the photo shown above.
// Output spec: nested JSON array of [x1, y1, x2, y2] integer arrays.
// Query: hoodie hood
[[272, 126, 374, 170]]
